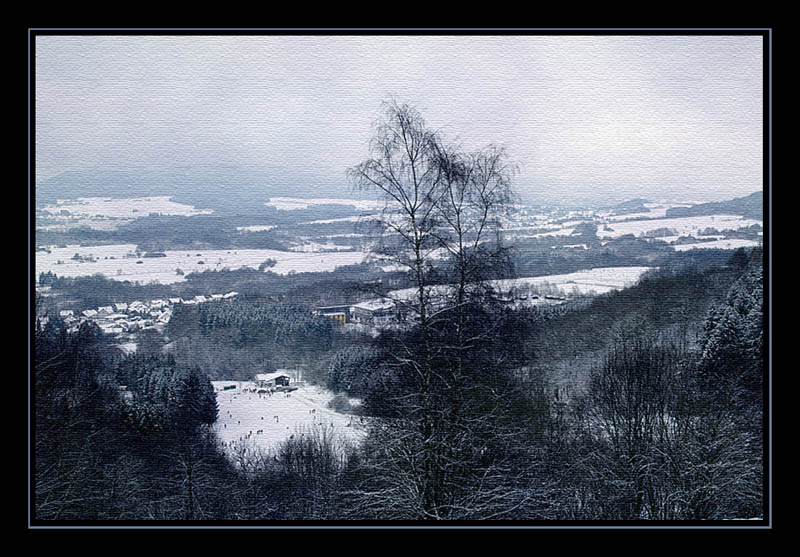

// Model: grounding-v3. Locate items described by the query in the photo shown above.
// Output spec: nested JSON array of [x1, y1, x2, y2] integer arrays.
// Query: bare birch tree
[[346, 100, 540, 520]]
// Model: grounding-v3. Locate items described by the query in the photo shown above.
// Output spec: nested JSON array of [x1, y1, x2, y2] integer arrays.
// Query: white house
[[351, 298, 396, 325], [254, 372, 291, 389]]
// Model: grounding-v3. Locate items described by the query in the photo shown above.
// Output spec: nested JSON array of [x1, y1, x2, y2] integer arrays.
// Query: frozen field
[[36, 244, 369, 284], [597, 214, 762, 239], [288, 242, 355, 253], [505, 227, 576, 241], [211, 382, 365, 458], [266, 197, 384, 211], [41, 196, 213, 219], [299, 214, 381, 225], [236, 225, 277, 232], [491, 266, 653, 296], [671, 238, 762, 252], [351, 267, 653, 330], [383, 266, 652, 303]]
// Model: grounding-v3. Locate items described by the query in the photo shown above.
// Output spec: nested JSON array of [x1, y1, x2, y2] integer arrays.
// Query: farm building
[[255, 372, 291, 389], [313, 305, 351, 324], [350, 298, 397, 325]]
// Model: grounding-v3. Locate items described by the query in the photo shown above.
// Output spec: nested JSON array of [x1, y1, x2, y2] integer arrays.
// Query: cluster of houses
[[314, 291, 567, 329], [57, 291, 239, 335], [214, 372, 294, 394], [314, 299, 398, 327]]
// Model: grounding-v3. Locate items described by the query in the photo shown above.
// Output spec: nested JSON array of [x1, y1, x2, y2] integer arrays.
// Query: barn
[[350, 298, 396, 325], [255, 372, 291, 389], [313, 305, 351, 324]]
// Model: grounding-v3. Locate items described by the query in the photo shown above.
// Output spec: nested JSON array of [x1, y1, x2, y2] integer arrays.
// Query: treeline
[[36, 205, 371, 252], [528, 249, 753, 370], [34, 318, 229, 520], [512, 232, 760, 280], [546, 249, 764, 519], [36, 214, 289, 252], [196, 299, 334, 353], [665, 191, 763, 220], [38, 263, 395, 314], [38, 273, 177, 310], [166, 299, 352, 382], [34, 316, 358, 521], [512, 234, 666, 278]]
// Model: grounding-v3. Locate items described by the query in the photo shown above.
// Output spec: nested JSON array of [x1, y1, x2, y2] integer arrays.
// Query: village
[[51, 291, 240, 337]]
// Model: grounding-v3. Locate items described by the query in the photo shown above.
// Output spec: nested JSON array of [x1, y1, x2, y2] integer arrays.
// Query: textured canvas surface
[[30, 29, 769, 528]]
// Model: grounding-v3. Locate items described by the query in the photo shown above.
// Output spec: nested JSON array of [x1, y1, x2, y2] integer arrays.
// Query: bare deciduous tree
[[345, 100, 538, 520]]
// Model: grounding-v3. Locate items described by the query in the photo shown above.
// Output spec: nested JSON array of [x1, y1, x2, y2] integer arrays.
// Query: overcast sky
[[35, 34, 764, 204]]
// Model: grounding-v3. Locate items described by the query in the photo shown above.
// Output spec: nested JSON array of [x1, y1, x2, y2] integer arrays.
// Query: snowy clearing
[[516, 227, 577, 239], [670, 239, 762, 252], [597, 214, 762, 239], [384, 267, 652, 302], [211, 382, 365, 458], [288, 242, 355, 253], [299, 214, 382, 225], [41, 196, 213, 219], [236, 225, 277, 232], [265, 197, 384, 211], [36, 244, 369, 284], [491, 267, 653, 296]]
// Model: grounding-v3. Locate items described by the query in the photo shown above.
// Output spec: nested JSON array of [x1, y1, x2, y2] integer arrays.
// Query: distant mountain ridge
[[664, 191, 763, 220], [35, 166, 349, 217], [607, 198, 652, 215]]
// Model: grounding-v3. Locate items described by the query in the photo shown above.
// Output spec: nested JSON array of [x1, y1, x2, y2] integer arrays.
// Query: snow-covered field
[[41, 196, 213, 219], [558, 244, 588, 250], [299, 214, 381, 225], [506, 227, 577, 240], [36, 244, 369, 284], [211, 382, 365, 458], [266, 197, 384, 211], [236, 225, 277, 232], [385, 266, 652, 302], [491, 266, 652, 296], [597, 214, 762, 239], [671, 238, 762, 252], [288, 242, 355, 253]]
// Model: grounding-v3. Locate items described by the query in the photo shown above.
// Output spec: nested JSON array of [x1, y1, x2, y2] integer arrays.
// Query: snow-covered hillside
[[211, 382, 365, 460]]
